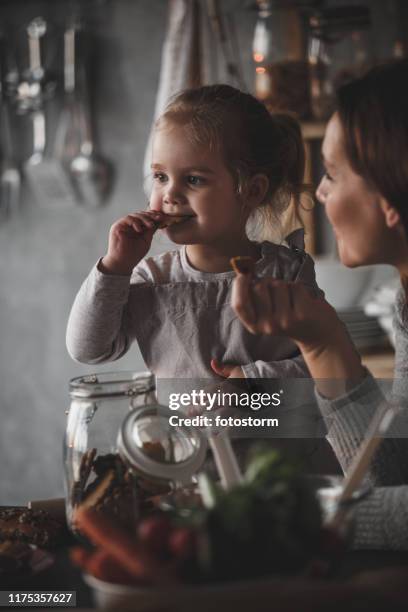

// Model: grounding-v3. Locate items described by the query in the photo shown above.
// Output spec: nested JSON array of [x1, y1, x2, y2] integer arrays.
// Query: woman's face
[[316, 114, 403, 268]]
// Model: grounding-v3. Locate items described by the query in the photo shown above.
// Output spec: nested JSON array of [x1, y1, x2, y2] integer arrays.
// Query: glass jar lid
[[117, 405, 208, 484], [69, 371, 155, 400]]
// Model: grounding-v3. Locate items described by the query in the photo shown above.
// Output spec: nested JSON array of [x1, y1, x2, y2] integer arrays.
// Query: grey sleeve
[[242, 351, 310, 378], [314, 289, 408, 549], [352, 486, 408, 550], [316, 374, 408, 485], [317, 375, 408, 549], [393, 287, 408, 385], [66, 263, 135, 364], [315, 285, 408, 485]]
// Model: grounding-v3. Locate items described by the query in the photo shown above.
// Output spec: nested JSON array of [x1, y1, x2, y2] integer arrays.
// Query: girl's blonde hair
[[155, 84, 308, 242]]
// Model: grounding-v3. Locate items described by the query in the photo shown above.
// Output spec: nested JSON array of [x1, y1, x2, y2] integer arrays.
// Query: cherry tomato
[[137, 516, 172, 554], [168, 527, 196, 560]]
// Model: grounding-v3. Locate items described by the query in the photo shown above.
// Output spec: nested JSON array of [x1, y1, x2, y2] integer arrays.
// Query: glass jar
[[308, 5, 371, 120], [252, 0, 310, 118], [64, 371, 157, 533], [64, 371, 208, 534], [307, 474, 372, 545]]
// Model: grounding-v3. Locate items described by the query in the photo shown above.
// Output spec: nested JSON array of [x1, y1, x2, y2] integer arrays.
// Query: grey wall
[[0, 0, 169, 504], [0, 0, 404, 504], [0, 0, 257, 504]]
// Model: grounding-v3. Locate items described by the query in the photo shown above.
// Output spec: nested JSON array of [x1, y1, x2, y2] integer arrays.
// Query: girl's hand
[[101, 211, 164, 275], [210, 358, 245, 379]]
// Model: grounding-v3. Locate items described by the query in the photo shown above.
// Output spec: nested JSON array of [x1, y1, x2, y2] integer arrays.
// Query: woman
[[232, 59, 408, 550]]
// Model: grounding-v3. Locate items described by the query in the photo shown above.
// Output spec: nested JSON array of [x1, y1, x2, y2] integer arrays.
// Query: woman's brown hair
[[337, 59, 408, 233], [155, 84, 308, 241]]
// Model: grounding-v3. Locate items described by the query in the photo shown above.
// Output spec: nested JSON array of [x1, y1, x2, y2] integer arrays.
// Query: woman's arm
[[231, 272, 408, 486], [352, 485, 408, 550]]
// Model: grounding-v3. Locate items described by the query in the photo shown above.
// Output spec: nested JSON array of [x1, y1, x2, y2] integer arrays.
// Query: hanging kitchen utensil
[[67, 26, 113, 208], [23, 18, 76, 208], [15, 17, 56, 114], [0, 98, 21, 222], [53, 25, 81, 169], [24, 108, 76, 208]]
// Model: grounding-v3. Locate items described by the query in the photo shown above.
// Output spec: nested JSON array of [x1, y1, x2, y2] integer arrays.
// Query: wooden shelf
[[298, 120, 327, 254], [301, 121, 327, 140]]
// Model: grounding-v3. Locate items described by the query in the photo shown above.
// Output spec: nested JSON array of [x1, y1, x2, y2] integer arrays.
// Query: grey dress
[[66, 241, 320, 379]]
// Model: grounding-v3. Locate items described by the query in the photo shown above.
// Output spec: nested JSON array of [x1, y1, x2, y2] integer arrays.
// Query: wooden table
[[3, 544, 408, 611], [360, 346, 395, 379]]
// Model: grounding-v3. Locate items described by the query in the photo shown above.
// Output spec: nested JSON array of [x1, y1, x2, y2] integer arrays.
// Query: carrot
[[70, 545, 93, 569], [74, 508, 168, 583], [85, 549, 137, 585]]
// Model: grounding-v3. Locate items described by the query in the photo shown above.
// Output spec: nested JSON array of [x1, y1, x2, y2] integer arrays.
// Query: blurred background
[[0, 0, 406, 504]]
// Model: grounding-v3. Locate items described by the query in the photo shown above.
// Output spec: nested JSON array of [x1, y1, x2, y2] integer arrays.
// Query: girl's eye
[[153, 172, 167, 183], [324, 171, 334, 182], [187, 175, 205, 186]]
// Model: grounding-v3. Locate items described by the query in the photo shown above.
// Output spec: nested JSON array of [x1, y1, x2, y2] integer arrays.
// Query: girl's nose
[[164, 182, 184, 205]]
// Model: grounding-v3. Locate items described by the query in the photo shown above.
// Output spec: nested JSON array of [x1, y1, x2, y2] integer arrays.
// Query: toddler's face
[[150, 123, 246, 245]]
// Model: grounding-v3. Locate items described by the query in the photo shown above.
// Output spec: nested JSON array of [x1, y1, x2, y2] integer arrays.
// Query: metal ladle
[[0, 99, 20, 222], [65, 27, 113, 207]]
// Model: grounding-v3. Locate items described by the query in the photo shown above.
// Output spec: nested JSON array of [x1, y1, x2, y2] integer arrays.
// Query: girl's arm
[[66, 261, 137, 364], [66, 210, 163, 363]]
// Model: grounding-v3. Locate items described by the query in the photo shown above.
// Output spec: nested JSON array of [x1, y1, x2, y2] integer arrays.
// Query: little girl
[[66, 85, 321, 380]]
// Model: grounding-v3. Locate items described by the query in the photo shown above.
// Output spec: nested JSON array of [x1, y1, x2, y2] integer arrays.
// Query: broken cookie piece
[[0, 508, 64, 549], [230, 256, 256, 275]]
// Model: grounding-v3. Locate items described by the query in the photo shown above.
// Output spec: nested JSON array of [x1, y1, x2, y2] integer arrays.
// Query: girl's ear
[[379, 197, 401, 229], [245, 174, 269, 210]]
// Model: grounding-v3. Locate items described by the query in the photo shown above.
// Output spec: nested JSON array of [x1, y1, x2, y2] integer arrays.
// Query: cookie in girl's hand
[[230, 256, 256, 275], [157, 214, 188, 229]]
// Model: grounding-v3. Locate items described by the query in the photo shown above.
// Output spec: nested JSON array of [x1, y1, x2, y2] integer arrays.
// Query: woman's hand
[[232, 275, 338, 348], [100, 211, 164, 275], [232, 273, 366, 395]]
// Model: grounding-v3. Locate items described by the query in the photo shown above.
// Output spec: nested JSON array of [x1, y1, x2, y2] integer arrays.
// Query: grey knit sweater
[[317, 288, 408, 550]]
